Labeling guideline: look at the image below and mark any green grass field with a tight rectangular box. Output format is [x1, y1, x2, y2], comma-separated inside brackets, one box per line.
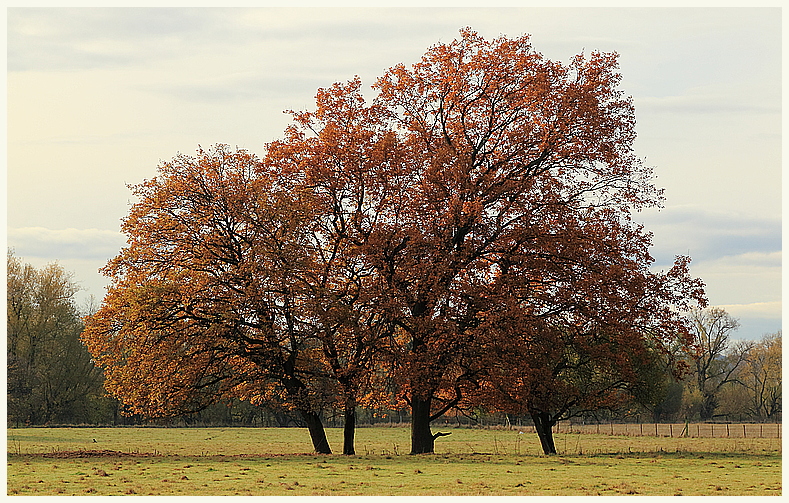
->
[6, 426, 782, 495]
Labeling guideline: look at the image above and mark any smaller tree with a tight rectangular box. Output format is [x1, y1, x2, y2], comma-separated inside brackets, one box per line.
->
[649, 379, 686, 422]
[82, 146, 337, 453]
[266, 82, 400, 454]
[741, 331, 781, 421]
[689, 307, 748, 420]
[474, 211, 705, 455]
[714, 378, 751, 420]
[7, 251, 107, 425]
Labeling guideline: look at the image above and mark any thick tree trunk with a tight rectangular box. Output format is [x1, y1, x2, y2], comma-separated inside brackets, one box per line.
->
[343, 397, 356, 455]
[299, 409, 332, 454]
[531, 411, 557, 455]
[282, 373, 331, 454]
[410, 395, 435, 454]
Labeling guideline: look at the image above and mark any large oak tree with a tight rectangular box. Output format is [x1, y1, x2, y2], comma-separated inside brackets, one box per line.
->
[349, 28, 702, 453]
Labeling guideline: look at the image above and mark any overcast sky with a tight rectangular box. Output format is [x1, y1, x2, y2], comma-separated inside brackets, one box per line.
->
[6, 6, 782, 340]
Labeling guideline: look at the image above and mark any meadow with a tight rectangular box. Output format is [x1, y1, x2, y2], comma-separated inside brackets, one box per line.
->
[7, 425, 782, 496]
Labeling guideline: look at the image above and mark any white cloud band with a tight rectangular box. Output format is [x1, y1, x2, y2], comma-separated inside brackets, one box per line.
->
[8, 227, 125, 261]
[715, 301, 782, 320]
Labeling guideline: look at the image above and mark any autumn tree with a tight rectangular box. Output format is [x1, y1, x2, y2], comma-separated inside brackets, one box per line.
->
[263, 28, 705, 454]
[265, 83, 403, 454]
[331, 28, 703, 453]
[82, 146, 344, 453]
[472, 217, 704, 453]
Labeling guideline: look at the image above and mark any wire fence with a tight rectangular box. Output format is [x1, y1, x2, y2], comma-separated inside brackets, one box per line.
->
[544, 421, 782, 439]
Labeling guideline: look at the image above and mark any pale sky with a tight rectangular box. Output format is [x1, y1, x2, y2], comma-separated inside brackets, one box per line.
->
[6, 6, 782, 340]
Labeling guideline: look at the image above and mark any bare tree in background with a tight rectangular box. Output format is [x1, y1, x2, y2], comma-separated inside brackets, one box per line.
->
[689, 307, 750, 420]
[742, 331, 782, 421]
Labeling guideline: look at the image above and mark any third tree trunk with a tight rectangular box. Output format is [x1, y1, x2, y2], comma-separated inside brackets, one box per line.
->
[300, 410, 332, 454]
[410, 395, 435, 454]
[343, 397, 356, 455]
[531, 411, 557, 455]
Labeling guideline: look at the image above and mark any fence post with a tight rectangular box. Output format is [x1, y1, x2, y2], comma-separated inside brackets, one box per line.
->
[669, 424, 673, 437]
[743, 424, 746, 438]
[655, 423, 658, 437]
[726, 423, 730, 437]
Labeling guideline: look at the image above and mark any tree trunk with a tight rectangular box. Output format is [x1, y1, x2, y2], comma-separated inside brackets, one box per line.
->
[531, 411, 557, 455]
[410, 395, 435, 454]
[299, 410, 332, 454]
[282, 374, 331, 454]
[343, 397, 356, 455]
[700, 393, 717, 421]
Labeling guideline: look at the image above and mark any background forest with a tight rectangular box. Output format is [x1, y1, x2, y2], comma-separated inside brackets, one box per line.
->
[7, 250, 781, 428]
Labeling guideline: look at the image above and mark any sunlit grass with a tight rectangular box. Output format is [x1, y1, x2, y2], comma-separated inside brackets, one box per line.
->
[7, 426, 782, 495]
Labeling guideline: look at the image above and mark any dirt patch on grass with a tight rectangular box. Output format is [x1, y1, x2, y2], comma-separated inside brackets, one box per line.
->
[38, 449, 160, 458]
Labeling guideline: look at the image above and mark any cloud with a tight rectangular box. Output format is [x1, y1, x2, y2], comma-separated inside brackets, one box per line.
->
[7, 8, 450, 74]
[8, 227, 126, 262]
[702, 251, 781, 269]
[7, 227, 127, 302]
[5, 6, 780, 341]
[7, 8, 217, 72]
[149, 72, 327, 104]
[689, 251, 780, 311]
[636, 206, 781, 266]
[715, 301, 782, 320]
[635, 92, 779, 116]
[638, 207, 781, 313]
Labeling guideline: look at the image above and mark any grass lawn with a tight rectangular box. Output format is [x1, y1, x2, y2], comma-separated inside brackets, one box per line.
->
[6, 426, 782, 496]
